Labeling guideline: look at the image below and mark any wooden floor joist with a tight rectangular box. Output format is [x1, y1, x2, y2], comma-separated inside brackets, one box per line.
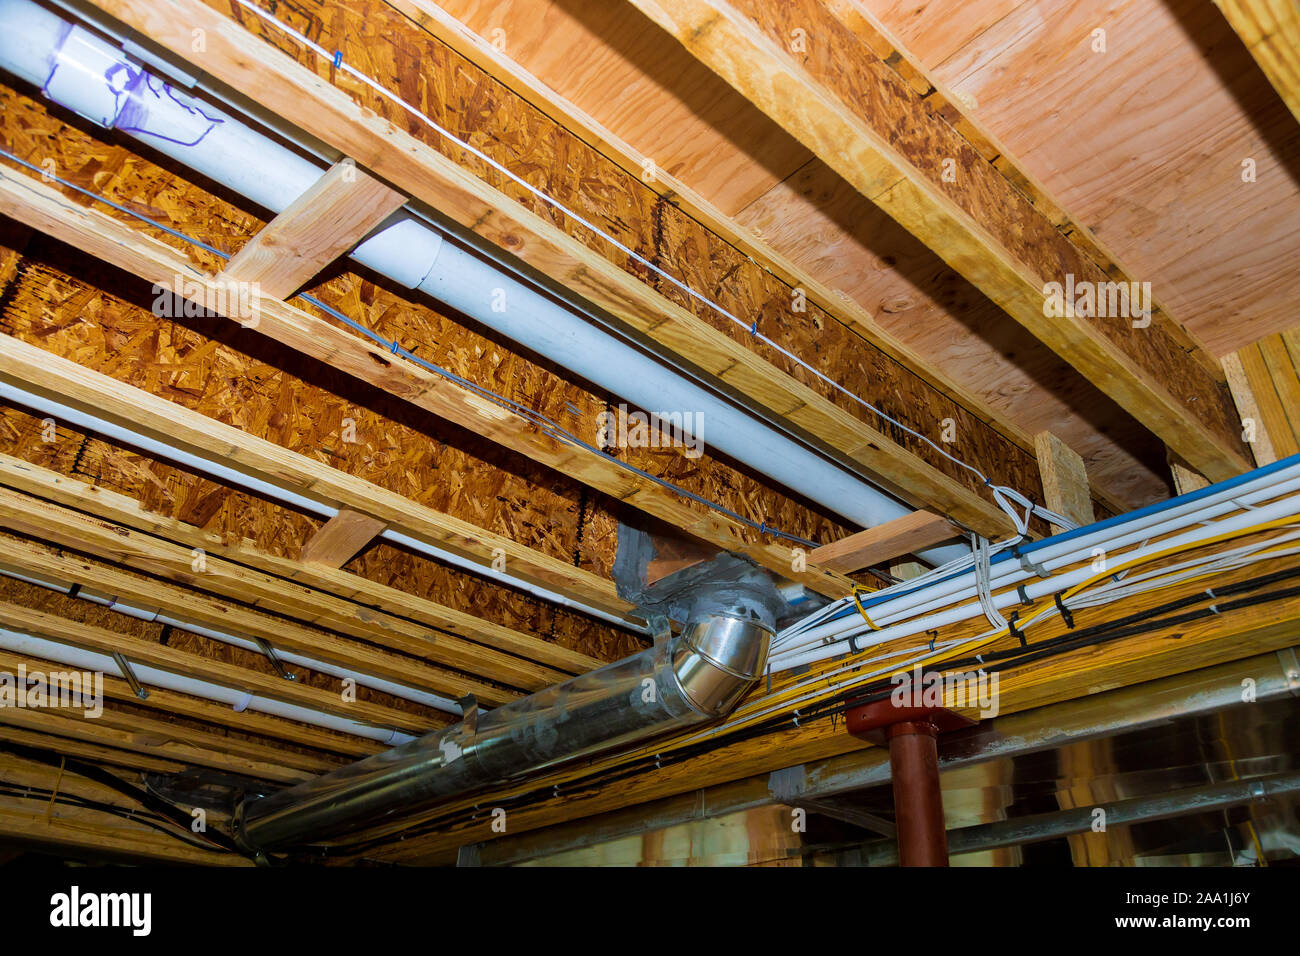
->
[383, 0, 1051, 480]
[0, 599, 429, 738]
[2, 648, 382, 760]
[0, 525, 503, 708]
[0, 165, 851, 596]
[623, 0, 1251, 484]
[219, 160, 408, 299]
[0, 452, 600, 677]
[0, 690, 311, 785]
[82, 0, 1020, 544]
[0, 482, 569, 695]
[0, 753, 251, 866]
[1214, 0, 1300, 124]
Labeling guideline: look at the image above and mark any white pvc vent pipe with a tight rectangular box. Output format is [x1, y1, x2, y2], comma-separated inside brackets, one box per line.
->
[0, 0, 967, 568]
[0, 625, 416, 745]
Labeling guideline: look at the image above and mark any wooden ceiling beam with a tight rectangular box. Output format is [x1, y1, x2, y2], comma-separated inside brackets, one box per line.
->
[623, 0, 1252, 483]
[0, 482, 565, 696]
[83, 0, 1017, 544]
[0, 526, 500, 708]
[0, 689, 310, 785]
[0, 165, 848, 597]
[383, 0, 1048, 476]
[0, 452, 599, 676]
[0, 752, 253, 866]
[13, 645, 381, 760]
[219, 159, 407, 299]
[1214, 0, 1300, 124]
[0, 598, 429, 739]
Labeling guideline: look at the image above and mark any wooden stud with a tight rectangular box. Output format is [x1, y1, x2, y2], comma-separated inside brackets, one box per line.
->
[808, 510, 959, 574]
[1033, 432, 1095, 533]
[219, 160, 407, 299]
[299, 509, 389, 568]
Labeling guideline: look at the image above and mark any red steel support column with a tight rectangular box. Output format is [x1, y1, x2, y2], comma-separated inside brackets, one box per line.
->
[886, 719, 948, 867]
[847, 698, 974, 867]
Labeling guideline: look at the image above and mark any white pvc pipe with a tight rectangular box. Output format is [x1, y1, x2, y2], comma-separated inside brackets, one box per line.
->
[0, 562, 461, 714]
[0, 0, 969, 566]
[0, 626, 415, 744]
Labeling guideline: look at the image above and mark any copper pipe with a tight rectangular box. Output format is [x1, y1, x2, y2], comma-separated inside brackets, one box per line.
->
[886, 719, 949, 867]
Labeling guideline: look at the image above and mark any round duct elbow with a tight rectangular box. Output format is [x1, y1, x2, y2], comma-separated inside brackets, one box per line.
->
[671, 611, 772, 716]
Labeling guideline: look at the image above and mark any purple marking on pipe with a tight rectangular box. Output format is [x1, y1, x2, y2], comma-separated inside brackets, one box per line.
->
[115, 72, 224, 148]
[38, 21, 75, 105]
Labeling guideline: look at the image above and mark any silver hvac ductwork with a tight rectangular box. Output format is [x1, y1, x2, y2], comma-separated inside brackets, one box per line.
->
[235, 576, 778, 851]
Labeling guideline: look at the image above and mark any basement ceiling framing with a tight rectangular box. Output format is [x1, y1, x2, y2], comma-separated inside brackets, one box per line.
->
[0, 0, 1294, 870]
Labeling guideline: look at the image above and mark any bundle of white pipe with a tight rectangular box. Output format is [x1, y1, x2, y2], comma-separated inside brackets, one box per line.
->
[0, 0, 968, 573]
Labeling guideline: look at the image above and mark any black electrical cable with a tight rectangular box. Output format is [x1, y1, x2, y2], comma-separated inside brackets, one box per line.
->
[0, 782, 230, 853]
[0, 741, 244, 855]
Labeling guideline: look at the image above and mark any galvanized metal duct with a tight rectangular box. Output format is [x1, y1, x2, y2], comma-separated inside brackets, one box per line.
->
[235, 587, 776, 851]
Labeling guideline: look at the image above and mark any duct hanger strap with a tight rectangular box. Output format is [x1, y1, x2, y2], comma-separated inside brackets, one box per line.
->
[111, 652, 149, 700]
[253, 639, 297, 682]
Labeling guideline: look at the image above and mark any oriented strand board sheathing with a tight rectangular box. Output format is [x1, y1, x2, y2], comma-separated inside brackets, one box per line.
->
[210, 0, 1048, 510]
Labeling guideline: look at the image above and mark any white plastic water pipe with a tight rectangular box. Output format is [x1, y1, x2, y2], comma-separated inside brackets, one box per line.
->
[0, 0, 968, 566]
[0, 626, 416, 744]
